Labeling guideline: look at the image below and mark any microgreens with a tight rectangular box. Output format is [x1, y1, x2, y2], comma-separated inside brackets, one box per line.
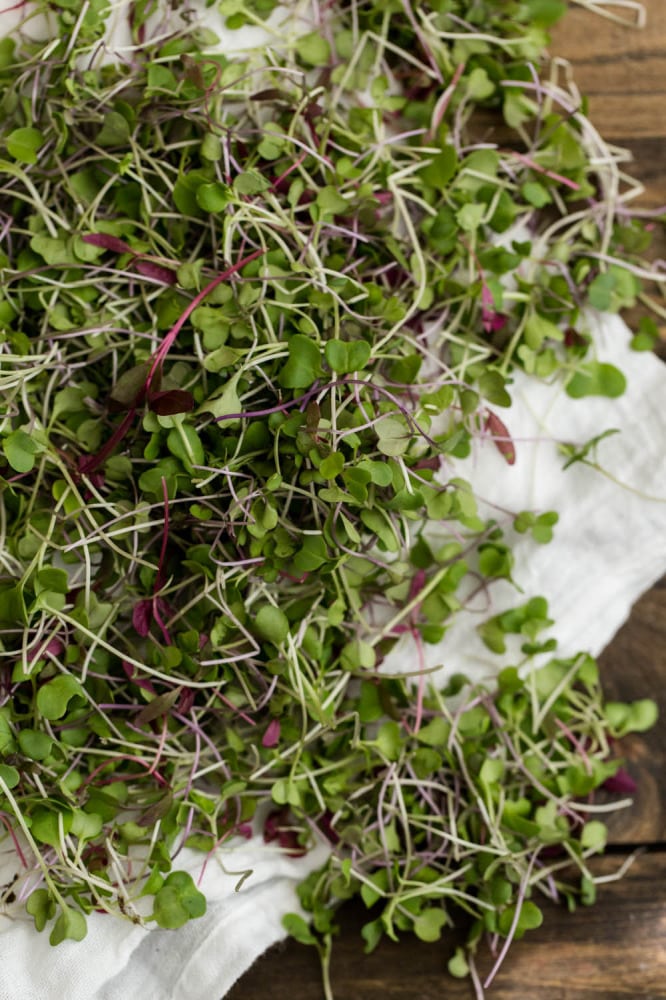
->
[0, 0, 662, 995]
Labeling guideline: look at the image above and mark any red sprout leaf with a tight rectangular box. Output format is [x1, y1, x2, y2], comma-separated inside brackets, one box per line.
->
[261, 718, 281, 748]
[122, 660, 156, 696]
[81, 234, 176, 284]
[318, 811, 340, 846]
[602, 767, 637, 795]
[485, 410, 516, 465]
[482, 310, 508, 334]
[263, 808, 307, 857]
[177, 688, 196, 715]
[132, 599, 153, 638]
[134, 259, 177, 285]
[481, 282, 508, 333]
[27, 636, 65, 663]
[81, 232, 133, 254]
[148, 389, 195, 415]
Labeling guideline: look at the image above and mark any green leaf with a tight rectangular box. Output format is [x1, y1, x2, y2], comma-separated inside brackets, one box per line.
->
[478, 371, 511, 407]
[467, 67, 494, 100]
[374, 720, 402, 761]
[376, 415, 409, 457]
[580, 820, 607, 852]
[295, 31, 331, 66]
[36, 567, 69, 594]
[314, 186, 348, 219]
[30, 234, 72, 266]
[325, 339, 371, 374]
[26, 889, 56, 932]
[233, 169, 269, 196]
[292, 534, 328, 573]
[49, 907, 87, 946]
[413, 908, 447, 943]
[31, 806, 73, 847]
[203, 346, 242, 373]
[361, 918, 384, 953]
[18, 729, 53, 760]
[0, 763, 19, 789]
[526, 0, 567, 26]
[448, 947, 470, 978]
[340, 639, 376, 671]
[3, 429, 42, 473]
[478, 543, 513, 579]
[278, 335, 323, 388]
[282, 912, 317, 946]
[566, 362, 627, 399]
[6, 126, 43, 164]
[36, 675, 85, 721]
[498, 900, 543, 939]
[196, 182, 231, 212]
[524, 312, 563, 350]
[166, 424, 205, 470]
[456, 202, 485, 232]
[420, 147, 457, 189]
[152, 871, 207, 929]
[521, 180, 552, 207]
[199, 374, 242, 420]
[254, 604, 290, 645]
[96, 111, 130, 147]
[320, 452, 345, 479]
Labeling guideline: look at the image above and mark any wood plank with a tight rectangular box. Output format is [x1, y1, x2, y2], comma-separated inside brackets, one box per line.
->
[227, 853, 666, 1000]
[549, 0, 666, 142]
[601, 578, 666, 846]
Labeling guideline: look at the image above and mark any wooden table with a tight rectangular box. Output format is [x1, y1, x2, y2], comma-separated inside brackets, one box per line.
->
[228, 5, 666, 997]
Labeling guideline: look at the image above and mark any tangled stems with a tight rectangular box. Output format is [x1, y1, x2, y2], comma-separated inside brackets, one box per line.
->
[0, 0, 661, 984]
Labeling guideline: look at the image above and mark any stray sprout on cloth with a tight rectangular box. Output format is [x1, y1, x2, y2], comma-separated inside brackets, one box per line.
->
[0, 1, 664, 998]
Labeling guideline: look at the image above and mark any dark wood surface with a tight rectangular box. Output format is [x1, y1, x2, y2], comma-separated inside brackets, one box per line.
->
[228, 5, 666, 997]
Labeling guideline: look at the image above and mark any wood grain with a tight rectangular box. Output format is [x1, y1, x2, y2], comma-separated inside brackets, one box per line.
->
[549, 3, 666, 146]
[228, 855, 666, 1000]
[228, 5, 666, 997]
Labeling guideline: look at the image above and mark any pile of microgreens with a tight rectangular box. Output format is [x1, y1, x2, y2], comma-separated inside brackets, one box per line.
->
[0, 0, 662, 993]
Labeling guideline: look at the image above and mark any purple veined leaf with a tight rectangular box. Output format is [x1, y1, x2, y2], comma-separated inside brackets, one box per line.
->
[28, 636, 65, 662]
[482, 309, 508, 334]
[263, 807, 307, 856]
[602, 768, 637, 795]
[132, 598, 153, 637]
[318, 811, 340, 845]
[177, 688, 195, 715]
[485, 410, 516, 465]
[261, 718, 281, 748]
[134, 259, 177, 285]
[236, 823, 253, 840]
[480, 281, 508, 333]
[122, 660, 156, 696]
[81, 234, 176, 284]
[148, 389, 195, 415]
[81, 232, 133, 254]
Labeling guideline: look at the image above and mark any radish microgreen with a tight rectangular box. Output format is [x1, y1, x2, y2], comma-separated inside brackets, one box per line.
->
[0, 0, 662, 994]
